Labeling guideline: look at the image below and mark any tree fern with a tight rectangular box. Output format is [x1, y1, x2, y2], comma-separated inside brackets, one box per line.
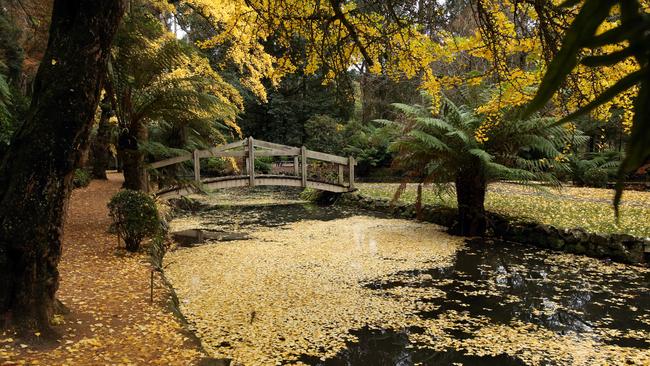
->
[379, 94, 587, 235]
[109, 3, 243, 188]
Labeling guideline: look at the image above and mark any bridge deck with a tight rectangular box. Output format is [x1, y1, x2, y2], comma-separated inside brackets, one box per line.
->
[156, 175, 351, 199]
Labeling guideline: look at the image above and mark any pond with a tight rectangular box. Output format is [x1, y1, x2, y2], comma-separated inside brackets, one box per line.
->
[165, 188, 650, 366]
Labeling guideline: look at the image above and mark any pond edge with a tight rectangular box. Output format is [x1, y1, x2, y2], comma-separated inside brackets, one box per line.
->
[338, 192, 649, 266]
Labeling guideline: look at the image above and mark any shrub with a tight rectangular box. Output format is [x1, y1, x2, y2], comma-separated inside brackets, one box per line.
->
[108, 189, 160, 252]
[568, 151, 620, 186]
[254, 157, 272, 174]
[583, 167, 608, 188]
[72, 169, 91, 189]
[201, 157, 228, 176]
[304, 114, 344, 154]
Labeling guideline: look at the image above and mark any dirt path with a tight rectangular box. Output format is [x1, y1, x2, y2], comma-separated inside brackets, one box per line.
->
[1, 173, 204, 365]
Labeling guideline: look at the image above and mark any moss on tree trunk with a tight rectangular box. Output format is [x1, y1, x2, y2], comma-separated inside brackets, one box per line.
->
[0, 0, 125, 335]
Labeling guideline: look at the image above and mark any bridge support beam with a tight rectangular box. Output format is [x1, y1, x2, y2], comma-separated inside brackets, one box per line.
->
[301, 146, 307, 187]
[248, 137, 255, 187]
[193, 149, 201, 182]
[348, 156, 355, 190]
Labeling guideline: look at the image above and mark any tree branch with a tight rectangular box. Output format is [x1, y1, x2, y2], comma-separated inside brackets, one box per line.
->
[328, 0, 374, 67]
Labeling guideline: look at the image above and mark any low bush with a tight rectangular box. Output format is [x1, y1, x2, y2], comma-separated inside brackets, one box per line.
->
[108, 189, 160, 252]
[255, 157, 272, 174]
[201, 157, 228, 176]
[72, 168, 91, 189]
[583, 167, 608, 188]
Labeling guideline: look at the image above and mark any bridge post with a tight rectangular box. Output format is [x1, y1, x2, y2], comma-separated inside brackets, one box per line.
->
[301, 146, 307, 187]
[248, 137, 255, 187]
[338, 164, 344, 185]
[348, 156, 355, 190]
[294, 156, 299, 176]
[193, 149, 201, 182]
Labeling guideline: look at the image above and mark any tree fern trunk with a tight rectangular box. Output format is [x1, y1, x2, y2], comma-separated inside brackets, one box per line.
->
[91, 96, 113, 179]
[120, 120, 147, 191]
[455, 157, 487, 236]
[0, 0, 125, 335]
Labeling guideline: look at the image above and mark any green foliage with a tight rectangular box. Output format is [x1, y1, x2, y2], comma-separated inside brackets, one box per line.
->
[0, 73, 12, 147]
[201, 157, 229, 176]
[0, 12, 24, 84]
[108, 190, 160, 252]
[237, 37, 354, 146]
[583, 167, 609, 188]
[384, 96, 584, 187]
[304, 115, 345, 154]
[72, 169, 91, 189]
[341, 119, 394, 176]
[254, 157, 272, 174]
[110, 3, 242, 185]
[524, 0, 650, 212]
[0, 12, 25, 154]
[299, 188, 319, 201]
[568, 150, 621, 187]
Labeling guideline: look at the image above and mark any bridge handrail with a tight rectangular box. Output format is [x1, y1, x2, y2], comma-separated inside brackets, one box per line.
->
[149, 154, 193, 169]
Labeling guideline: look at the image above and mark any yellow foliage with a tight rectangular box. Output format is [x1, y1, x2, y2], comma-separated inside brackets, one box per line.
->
[164, 0, 639, 134]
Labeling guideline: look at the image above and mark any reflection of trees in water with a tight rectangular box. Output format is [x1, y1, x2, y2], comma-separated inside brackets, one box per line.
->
[188, 202, 386, 234]
[305, 327, 525, 366]
[489, 249, 595, 333]
[366, 240, 649, 335]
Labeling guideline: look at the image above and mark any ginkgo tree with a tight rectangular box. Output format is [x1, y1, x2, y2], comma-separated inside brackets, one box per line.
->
[165, 0, 644, 151]
[165, 0, 449, 100]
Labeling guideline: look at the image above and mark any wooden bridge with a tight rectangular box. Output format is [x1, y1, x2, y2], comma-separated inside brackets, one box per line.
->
[149, 137, 356, 199]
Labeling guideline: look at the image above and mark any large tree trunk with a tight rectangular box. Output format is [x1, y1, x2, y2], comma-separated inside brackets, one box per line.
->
[454, 157, 487, 237]
[91, 95, 114, 179]
[119, 120, 148, 191]
[0, 0, 125, 334]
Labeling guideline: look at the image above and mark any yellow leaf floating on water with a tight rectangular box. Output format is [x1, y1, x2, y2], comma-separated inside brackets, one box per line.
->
[166, 211, 650, 366]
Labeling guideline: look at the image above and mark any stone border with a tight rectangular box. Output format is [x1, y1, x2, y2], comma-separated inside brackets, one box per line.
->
[339, 193, 649, 266]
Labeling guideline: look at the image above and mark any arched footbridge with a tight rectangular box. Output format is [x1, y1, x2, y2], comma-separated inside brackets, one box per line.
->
[149, 137, 356, 199]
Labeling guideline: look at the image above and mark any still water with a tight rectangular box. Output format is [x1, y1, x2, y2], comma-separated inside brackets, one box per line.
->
[168, 188, 650, 366]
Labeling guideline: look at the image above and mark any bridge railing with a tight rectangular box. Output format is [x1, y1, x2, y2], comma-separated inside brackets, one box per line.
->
[147, 137, 355, 193]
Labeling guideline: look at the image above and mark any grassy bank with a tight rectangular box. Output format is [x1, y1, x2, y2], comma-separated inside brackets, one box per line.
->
[357, 183, 650, 237]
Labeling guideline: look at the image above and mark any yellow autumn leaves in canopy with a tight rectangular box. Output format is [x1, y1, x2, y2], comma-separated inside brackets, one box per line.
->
[150, 0, 641, 139]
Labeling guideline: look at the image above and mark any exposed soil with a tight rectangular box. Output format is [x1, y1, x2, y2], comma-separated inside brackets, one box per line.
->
[0, 173, 205, 365]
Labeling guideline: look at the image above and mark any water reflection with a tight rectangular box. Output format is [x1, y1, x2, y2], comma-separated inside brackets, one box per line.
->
[298, 327, 525, 366]
[172, 229, 249, 246]
[365, 239, 650, 340]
